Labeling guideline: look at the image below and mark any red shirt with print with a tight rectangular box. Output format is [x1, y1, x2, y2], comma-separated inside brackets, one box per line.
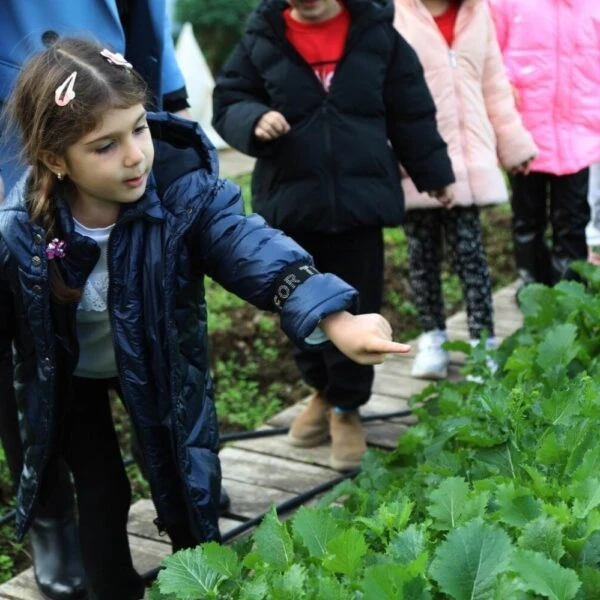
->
[283, 5, 350, 92]
[434, 1, 460, 47]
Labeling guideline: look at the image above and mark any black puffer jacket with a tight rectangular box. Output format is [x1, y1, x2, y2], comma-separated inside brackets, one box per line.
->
[213, 0, 454, 234]
[0, 112, 357, 542]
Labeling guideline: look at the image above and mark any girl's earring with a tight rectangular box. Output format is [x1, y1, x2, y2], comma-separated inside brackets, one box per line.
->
[57, 173, 64, 181]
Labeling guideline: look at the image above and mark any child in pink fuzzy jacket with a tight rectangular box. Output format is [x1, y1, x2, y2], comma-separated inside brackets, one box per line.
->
[394, 0, 536, 379]
[489, 0, 600, 287]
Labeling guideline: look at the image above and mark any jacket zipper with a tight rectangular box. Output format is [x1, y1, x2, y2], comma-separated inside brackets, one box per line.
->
[269, 18, 369, 231]
[321, 103, 339, 231]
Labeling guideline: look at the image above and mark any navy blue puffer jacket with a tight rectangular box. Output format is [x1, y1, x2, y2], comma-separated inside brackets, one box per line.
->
[0, 112, 357, 541]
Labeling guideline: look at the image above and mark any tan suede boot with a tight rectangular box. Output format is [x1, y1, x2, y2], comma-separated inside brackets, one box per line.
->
[287, 392, 330, 447]
[329, 410, 367, 471]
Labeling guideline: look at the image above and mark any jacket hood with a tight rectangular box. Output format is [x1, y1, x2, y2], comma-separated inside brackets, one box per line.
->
[248, 0, 394, 38]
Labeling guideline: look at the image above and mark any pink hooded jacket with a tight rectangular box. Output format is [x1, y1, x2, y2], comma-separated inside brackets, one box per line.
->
[489, 0, 600, 176]
[394, 0, 537, 210]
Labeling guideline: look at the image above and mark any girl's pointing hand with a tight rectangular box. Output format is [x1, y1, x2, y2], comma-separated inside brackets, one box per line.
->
[321, 311, 411, 365]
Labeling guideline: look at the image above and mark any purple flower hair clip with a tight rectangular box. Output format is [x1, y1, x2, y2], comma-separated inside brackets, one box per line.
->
[46, 238, 67, 260]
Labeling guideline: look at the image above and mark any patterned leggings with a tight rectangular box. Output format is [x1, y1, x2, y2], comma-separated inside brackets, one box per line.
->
[403, 206, 494, 339]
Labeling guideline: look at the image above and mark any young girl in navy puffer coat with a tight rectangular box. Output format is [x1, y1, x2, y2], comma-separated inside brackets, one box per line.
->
[0, 38, 409, 600]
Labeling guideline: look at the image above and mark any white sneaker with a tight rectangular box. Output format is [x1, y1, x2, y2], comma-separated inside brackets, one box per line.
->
[411, 329, 450, 379]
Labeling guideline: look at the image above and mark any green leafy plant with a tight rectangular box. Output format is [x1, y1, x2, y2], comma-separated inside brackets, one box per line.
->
[151, 264, 600, 599]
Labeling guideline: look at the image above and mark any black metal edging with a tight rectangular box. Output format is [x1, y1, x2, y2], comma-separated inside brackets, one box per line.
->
[141, 468, 360, 585]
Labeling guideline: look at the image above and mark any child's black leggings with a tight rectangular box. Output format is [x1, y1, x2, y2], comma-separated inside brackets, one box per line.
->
[286, 228, 384, 410]
[510, 169, 590, 285]
[403, 205, 494, 340]
[49, 377, 146, 600]
[39, 377, 196, 600]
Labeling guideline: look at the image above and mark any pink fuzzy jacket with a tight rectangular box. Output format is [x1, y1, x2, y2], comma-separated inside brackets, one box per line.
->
[394, 0, 537, 210]
[489, 0, 600, 176]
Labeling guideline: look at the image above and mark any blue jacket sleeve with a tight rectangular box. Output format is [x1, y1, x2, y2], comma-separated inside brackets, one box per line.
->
[186, 178, 358, 346]
[160, 10, 186, 95]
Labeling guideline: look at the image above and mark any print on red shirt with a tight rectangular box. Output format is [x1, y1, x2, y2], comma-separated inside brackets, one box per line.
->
[283, 5, 351, 92]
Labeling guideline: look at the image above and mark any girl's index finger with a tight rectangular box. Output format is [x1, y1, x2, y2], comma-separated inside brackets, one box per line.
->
[369, 340, 411, 355]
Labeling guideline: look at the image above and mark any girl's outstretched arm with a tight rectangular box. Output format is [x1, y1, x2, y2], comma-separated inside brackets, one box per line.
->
[321, 311, 411, 365]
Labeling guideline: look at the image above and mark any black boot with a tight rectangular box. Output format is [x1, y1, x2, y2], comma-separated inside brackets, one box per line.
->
[29, 513, 87, 600]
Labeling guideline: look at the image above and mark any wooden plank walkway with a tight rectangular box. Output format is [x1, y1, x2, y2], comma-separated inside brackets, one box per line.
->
[0, 281, 523, 598]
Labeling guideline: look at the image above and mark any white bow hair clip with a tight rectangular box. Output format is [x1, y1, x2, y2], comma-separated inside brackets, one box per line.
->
[54, 71, 77, 107]
[100, 49, 132, 69]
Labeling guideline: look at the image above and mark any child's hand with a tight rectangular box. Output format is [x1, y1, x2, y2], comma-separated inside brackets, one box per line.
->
[320, 311, 411, 365]
[427, 186, 454, 209]
[254, 111, 291, 141]
[510, 156, 535, 176]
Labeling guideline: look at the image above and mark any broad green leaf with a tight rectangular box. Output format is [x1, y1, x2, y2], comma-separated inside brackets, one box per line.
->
[148, 584, 177, 600]
[475, 444, 519, 479]
[523, 466, 555, 499]
[388, 524, 426, 564]
[292, 507, 340, 558]
[253, 506, 293, 569]
[517, 516, 565, 562]
[540, 387, 579, 427]
[581, 530, 600, 567]
[511, 549, 580, 600]
[314, 576, 354, 600]
[158, 548, 223, 599]
[572, 446, 600, 481]
[491, 575, 529, 600]
[403, 577, 432, 600]
[202, 542, 241, 579]
[361, 564, 406, 600]
[429, 518, 513, 600]
[505, 345, 536, 376]
[268, 564, 306, 599]
[571, 478, 600, 519]
[239, 576, 268, 600]
[536, 324, 578, 372]
[323, 528, 367, 577]
[536, 431, 566, 468]
[427, 477, 469, 529]
[495, 484, 542, 528]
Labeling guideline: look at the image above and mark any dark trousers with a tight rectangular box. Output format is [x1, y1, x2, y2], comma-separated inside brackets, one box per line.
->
[287, 228, 384, 410]
[403, 206, 494, 339]
[39, 378, 196, 600]
[48, 377, 145, 600]
[510, 169, 590, 285]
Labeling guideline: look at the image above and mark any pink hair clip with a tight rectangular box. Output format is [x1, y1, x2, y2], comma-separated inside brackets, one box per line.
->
[100, 49, 132, 70]
[55, 71, 77, 107]
[46, 238, 67, 260]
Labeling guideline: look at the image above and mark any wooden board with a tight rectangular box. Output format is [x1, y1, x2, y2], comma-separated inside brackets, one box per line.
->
[221, 478, 296, 519]
[220, 447, 337, 493]
[127, 499, 245, 542]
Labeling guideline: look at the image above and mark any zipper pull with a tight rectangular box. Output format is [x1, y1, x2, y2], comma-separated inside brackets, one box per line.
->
[449, 49, 457, 68]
